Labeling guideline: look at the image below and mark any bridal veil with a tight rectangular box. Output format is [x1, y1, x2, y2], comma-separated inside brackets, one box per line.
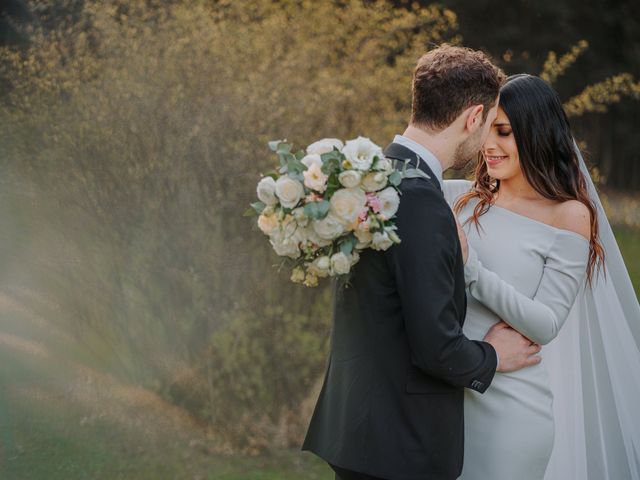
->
[543, 143, 640, 479]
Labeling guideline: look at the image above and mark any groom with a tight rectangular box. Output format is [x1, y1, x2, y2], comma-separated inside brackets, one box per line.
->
[303, 45, 541, 480]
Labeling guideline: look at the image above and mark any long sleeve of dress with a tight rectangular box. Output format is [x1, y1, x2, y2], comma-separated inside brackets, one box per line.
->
[464, 229, 589, 345]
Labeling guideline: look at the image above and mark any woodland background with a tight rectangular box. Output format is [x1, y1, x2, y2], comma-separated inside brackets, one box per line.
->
[0, 1, 638, 478]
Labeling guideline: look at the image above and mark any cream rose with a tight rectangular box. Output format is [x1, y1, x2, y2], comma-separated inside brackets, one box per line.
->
[306, 138, 344, 155]
[290, 267, 306, 284]
[338, 170, 362, 188]
[330, 187, 367, 225]
[303, 162, 328, 193]
[377, 187, 400, 219]
[312, 212, 345, 240]
[303, 272, 319, 287]
[308, 256, 331, 278]
[257, 177, 278, 205]
[361, 172, 388, 192]
[275, 176, 304, 209]
[342, 136, 383, 171]
[330, 252, 351, 275]
[371, 231, 393, 251]
[354, 228, 372, 248]
[257, 213, 279, 235]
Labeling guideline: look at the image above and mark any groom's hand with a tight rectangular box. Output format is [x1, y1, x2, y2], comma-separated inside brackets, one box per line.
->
[484, 321, 541, 373]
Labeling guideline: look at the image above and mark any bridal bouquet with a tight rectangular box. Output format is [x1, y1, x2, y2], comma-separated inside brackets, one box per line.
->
[246, 137, 405, 287]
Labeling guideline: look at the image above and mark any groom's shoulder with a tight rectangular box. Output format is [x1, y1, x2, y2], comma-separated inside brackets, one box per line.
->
[396, 178, 454, 231]
[398, 177, 447, 208]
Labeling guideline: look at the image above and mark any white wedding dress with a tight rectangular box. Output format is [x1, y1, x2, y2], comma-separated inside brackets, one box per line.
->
[443, 179, 590, 480]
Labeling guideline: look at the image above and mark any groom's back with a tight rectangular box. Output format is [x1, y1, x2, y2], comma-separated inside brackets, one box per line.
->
[303, 176, 469, 479]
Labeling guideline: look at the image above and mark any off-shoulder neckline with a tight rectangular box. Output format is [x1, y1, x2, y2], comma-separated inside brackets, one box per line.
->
[490, 204, 590, 244]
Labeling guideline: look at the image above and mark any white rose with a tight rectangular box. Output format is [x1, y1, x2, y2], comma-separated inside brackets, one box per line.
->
[376, 157, 394, 174]
[377, 187, 400, 219]
[342, 136, 383, 171]
[270, 231, 301, 258]
[257, 177, 278, 205]
[257, 213, 279, 235]
[308, 256, 331, 278]
[361, 172, 388, 192]
[329, 187, 367, 225]
[306, 138, 344, 155]
[338, 170, 362, 188]
[302, 224, 332, 247]
[312, 212, 345, 240]
[275, 176, 304, 209]
[371, 231, 394, 251]
[303, 162, 329, 193]
[330, 253, 351, 275]
[349, 250, 360, 266]
[301, 153, 323, 169]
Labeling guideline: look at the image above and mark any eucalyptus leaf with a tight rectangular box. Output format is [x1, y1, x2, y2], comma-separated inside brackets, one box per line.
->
[295, 150, 306, 161]
[339, 235, 356, 255]
[389, 171, 402, 186]
[304, 200, 330, 220]
[404, 168, 431, 180]
[250, 201, 266, 214]
[243, 207, 258, 217]
[277, 143, 292, 155]
[268, 140, 284, 151]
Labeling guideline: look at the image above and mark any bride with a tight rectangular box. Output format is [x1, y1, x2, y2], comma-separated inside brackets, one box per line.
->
[443, 74, 640, 479]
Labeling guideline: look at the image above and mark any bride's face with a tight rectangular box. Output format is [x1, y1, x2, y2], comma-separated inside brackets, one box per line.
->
[482, 107, 521, 180]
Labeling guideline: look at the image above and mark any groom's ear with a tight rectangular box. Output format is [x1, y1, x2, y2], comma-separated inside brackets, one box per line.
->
[464, 105, 485, 133]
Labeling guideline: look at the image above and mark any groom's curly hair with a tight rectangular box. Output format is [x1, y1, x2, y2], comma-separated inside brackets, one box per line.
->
[411, 45, 505, 131]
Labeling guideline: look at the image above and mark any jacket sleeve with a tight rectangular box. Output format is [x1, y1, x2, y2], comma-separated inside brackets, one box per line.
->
[386, 181, 497, 393]
[464, 231, 589, 345]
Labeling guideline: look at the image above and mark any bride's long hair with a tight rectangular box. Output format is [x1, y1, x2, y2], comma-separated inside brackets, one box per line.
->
[454, 74, 605, 283]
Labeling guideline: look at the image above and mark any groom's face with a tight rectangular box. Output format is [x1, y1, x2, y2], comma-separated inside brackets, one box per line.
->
[451, 101, 499, 170]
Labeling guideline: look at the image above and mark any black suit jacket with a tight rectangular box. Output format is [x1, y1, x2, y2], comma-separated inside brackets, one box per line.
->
[302, 143, 498, 480]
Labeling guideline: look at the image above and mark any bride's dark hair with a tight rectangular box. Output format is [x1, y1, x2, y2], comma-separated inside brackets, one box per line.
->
[454, 74, 604, 283]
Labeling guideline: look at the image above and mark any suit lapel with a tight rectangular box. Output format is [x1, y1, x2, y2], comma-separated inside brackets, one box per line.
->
[383, 142, 441, 191]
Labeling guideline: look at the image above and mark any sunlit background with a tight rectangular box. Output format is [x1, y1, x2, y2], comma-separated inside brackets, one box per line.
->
[0, 1, 638, 478]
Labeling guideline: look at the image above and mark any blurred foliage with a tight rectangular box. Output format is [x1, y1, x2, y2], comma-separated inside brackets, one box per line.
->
[0, 0, 460, 451]
[433, 0, 640, 190]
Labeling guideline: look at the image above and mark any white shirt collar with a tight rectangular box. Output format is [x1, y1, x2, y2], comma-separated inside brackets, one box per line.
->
[392, 134, 443, 187]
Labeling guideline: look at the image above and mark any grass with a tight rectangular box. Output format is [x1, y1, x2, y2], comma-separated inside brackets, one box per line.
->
[0, 228, 637, 480]
[0, 290, 332, 480]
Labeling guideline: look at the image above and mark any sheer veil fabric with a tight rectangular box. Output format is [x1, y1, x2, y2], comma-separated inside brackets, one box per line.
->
[543, 143, 640, 479]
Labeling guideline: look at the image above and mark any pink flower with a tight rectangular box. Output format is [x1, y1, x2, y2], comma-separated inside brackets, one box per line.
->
[366, 194, 381, 213]
[358, 208, 369, 222]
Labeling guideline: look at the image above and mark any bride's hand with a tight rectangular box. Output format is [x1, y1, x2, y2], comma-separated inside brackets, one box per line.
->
[455, 217, 468, 264]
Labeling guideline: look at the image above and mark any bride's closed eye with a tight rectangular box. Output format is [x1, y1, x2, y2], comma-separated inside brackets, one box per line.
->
[497, 128, 512, 137]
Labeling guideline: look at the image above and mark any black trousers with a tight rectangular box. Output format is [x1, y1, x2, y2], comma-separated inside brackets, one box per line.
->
[330, 464, 388, 480]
